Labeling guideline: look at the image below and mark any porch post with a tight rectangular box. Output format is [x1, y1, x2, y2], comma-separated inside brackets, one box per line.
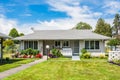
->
[0, 38, 3, 63]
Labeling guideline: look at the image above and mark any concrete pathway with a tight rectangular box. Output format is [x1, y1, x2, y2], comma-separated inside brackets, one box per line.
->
[0, 56, 47, 80]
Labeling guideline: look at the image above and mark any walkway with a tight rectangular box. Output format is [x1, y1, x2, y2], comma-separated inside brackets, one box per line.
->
[0, 56, 47, 80]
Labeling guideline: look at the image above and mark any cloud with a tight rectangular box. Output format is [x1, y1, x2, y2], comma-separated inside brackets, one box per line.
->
[0, 14, 19, 34]
[20, 13, 32, 17]
[30, 0, 103, 29]
[103, 0, 120, 14]
[0, 0, 117, 35]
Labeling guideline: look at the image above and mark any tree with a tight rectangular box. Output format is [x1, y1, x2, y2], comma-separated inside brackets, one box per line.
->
[94, 18, 112, 37]
[9, 28, 19, 38]
[73, 22, 92, 30]
[107, 39, 120, 50]
[3, 39, 14, 47]
[19, 33, 24, 36]
[112, 13, 120, 35]
[3, 39, 15, 53]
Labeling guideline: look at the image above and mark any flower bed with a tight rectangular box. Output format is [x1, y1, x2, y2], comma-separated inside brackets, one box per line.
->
[15, 48, 43, 58]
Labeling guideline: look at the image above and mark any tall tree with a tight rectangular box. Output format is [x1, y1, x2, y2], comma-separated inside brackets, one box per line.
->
[94, 18, 112, 37]
[112, 13, 120, 35]
[73, 22, 92, 30]
[9, 28, 19, 38]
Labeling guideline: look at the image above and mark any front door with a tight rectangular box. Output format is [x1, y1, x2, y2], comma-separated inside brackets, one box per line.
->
[73, 40, 79, 56]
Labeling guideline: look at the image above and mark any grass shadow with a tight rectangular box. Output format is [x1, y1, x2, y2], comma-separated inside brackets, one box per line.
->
[0, 58, 25, 65]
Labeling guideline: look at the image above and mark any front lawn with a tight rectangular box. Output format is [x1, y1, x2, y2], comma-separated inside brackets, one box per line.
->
[3, 58, 120, 80]
[0, 58, 38, 72]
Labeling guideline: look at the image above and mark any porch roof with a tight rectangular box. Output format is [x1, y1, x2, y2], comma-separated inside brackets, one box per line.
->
[14, 30, 110, 40]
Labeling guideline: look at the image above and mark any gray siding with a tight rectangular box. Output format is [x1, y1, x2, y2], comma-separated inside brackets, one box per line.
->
[79, 40, 106, 56]
[20, 40, 106, 56]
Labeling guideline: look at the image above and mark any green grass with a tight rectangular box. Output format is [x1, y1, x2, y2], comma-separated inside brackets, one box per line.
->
[3, 58, 120, 80]
[0, 58, 39, 72]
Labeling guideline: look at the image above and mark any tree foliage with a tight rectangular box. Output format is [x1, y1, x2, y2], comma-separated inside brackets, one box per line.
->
[112, 13, 120, 35]
[9, 28, 19, 38]
[73, 22, 92, 30]
[19, 33, 24, 36]
[3, 39, 14, 47]
[107, 39, 120, 46]
[94, 18, 112, 37]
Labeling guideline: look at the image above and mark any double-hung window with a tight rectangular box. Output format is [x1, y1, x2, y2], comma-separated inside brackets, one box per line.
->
[62, 41, 70, 47]
[85, 41, 99, 50]
[24, 41, 38, 49]
[55, 41, 61, 48]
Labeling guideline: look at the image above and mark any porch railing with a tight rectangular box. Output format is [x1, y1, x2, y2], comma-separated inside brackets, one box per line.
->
[61, 48, 72, 56]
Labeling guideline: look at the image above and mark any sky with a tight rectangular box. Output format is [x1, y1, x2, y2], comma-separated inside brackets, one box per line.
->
[0, 0, 120, 34]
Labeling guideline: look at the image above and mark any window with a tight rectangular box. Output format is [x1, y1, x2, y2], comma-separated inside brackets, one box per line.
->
[85, 41, 99, 49]
[29, 41, 33, 48]
[34, 41, 38, 49]
[85, 41, 89, 49]
[24, 41, 38, 49]
[62, 41, 70, 47]
[95, 41, 99, 49]
[90, 41, 94, 49]
[55, 41, 60, 48]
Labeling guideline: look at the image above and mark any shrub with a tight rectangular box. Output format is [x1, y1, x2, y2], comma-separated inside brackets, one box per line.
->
[82, 52, 91, 59]
[81, 48, 87, 54]
[33, 50, 40, 55]
[20, 49, 40, 56]
[35, 53, 43, 58]
[6, 57, 10, 62]
[51, 48, 63, 58]
[48, 53, 54, 58]
[99, 54, 106, 59]
[112, 59, 120, 64]
[105, 53, 108, 57]
[23, 55, 28, 58]
[26, 48, 33, 55]
[20, 50, 25, 54]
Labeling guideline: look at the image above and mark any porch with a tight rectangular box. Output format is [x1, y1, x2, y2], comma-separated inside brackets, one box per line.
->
[43, 40, 80, 57]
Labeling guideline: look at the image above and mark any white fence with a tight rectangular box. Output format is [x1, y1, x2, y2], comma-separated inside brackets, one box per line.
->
[108, 51, 120, 61]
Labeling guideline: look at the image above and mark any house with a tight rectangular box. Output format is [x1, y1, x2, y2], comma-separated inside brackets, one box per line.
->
[15, 30, 110, 58]
[0, 32, 11, 61]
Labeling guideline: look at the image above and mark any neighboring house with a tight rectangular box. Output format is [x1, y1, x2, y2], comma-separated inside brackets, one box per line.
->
[15, 30, 110, 57]
[0, 33, 10, 60]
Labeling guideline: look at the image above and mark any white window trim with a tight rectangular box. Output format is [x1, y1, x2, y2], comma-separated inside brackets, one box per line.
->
[54, 40, 70, 48]
[84, 40, 100, 50]
[54, 40, 61, 48]
[24, 40, 38, 49]
[62, 40, 70, 48]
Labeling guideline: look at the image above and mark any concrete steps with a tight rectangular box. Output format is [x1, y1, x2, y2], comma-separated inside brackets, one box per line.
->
[72, 56, 80, 60]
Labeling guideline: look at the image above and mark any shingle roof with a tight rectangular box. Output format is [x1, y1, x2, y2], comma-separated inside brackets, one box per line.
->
[0, 32, 11, 39]
[14, 30, 110, 40]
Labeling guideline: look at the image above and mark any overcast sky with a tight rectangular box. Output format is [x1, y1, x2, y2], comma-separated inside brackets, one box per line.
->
[0, 0, 120, 34]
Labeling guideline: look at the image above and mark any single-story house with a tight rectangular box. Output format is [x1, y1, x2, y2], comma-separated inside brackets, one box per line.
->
[0, 32, 11, 61]
[15, 30, 110, 57]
